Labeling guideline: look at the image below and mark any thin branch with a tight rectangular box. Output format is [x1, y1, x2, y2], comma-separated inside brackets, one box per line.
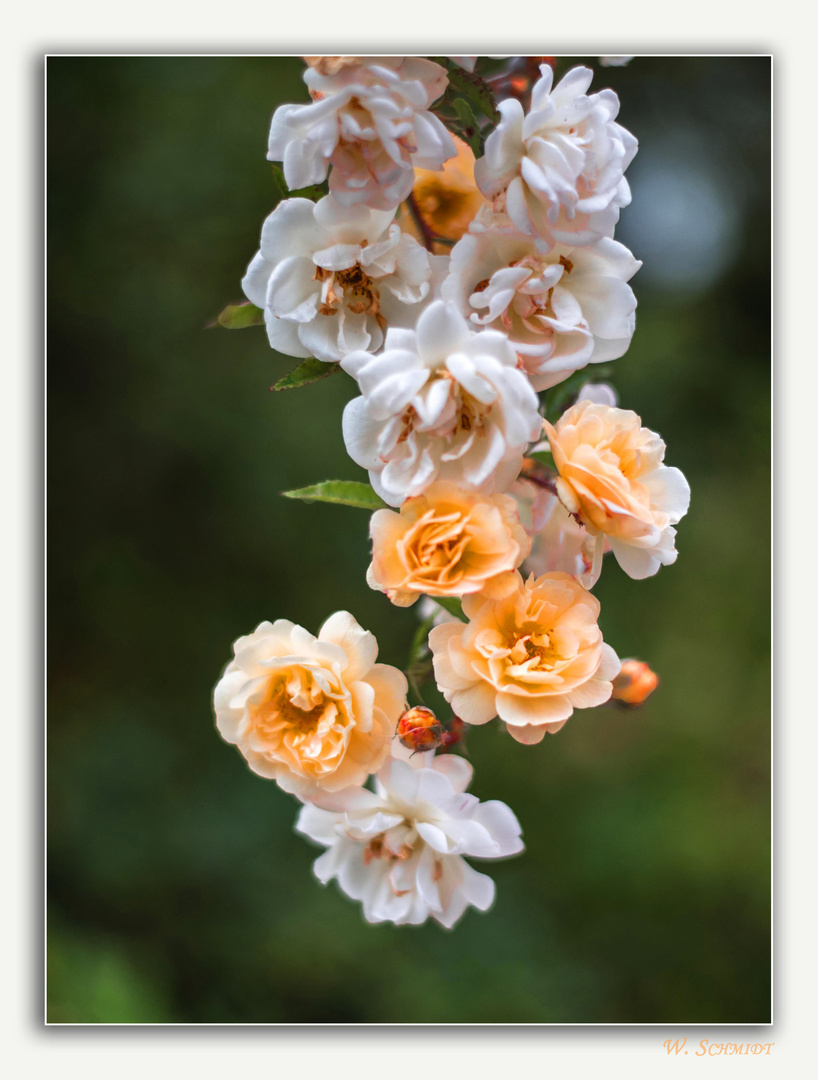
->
[406, 192, 437, 253]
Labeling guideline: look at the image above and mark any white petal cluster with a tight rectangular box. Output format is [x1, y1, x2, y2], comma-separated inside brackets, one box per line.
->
[297, 744, 523, 927]
[516, 487, 603, 588]
[268, 57, 455, 211]
[341, 300, 542, 506]
[443, 208, 640, 390]
[242, 196, 436, 362]
[474, 65, 637, 247]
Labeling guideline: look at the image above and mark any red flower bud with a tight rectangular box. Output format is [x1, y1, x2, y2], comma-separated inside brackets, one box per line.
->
[440, 716, 468, 751]
[397, 706, 443, 754]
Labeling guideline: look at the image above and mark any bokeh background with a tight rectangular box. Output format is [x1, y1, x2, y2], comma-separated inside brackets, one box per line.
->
[47, 55, 771, 1023]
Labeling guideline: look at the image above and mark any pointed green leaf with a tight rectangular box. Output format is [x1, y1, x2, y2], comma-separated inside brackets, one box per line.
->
[270, 164, 290, 205]
[272, 358, 340, 391]
[527, 448, 556, 471]
[544, 366, 616, 422]
[210, 301, 265, 330]
[433, 596, 467, 622]
[451, 96, 485, 155]
[444, 65, 500, 124]
[282, 481, 388, 511]
[270, 164, 328, 204]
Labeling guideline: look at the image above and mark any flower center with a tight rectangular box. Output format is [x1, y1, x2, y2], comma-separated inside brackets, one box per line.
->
[252, 678, 327, 741]
[314, 264, 386, 328]
[508, 629, 556, 667]
[362, 829, 415, 866]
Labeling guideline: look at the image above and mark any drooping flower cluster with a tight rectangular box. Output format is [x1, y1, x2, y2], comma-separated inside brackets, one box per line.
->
[215, 55, 691, 930]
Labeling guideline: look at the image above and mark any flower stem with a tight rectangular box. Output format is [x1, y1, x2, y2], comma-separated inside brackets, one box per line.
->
[406, 192, 437, 253]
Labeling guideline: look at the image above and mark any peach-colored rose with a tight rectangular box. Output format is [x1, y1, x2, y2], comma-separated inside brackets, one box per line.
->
[543, 400, 691, 580]
[429, 571, 620, 744]
[367, 482, 531, 607]
[213, 612, 407, 799]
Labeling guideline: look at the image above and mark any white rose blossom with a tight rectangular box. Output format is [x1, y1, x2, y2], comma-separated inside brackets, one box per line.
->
[517, 487, 603, 588]
[242, 195, 441, 362]
[474, 65, 637, 247]
[442, 209, 641, 390]
[341, 300, 542, 507]
[268, 57, 455, 211]
[297, 743, 524, 928]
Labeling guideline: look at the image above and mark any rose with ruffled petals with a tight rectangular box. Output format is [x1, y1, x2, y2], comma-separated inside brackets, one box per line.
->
[213, 613, 407, 799]
[474, 65, 637, 247]
[367, 482, 530, 607]
[341, 300, 542, 507]
[544, 399, 691, 579]
[242, 195, 439, 362]
[429, 571, 620, 744]
[296, 742, 523, 927]
[442, 209, 640, 390]
[268, 57, 455, 211]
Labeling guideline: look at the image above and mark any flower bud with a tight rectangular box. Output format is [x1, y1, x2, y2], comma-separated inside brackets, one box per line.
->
[440, 716, 468, 752]
[611, 659, 659, 706]
[397, 706, 443, 754]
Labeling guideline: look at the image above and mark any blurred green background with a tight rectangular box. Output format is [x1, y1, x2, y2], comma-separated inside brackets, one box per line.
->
[47, 56, 771, 1023]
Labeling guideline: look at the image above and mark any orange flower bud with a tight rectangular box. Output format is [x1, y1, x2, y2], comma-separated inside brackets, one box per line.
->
[611, 659, 659, 706]
[397, 706, 443, 754]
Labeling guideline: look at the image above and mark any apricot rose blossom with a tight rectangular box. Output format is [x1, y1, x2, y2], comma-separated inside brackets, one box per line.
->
[543, 399, 691, 579]
[213, 613, 407, 799]
[296, 743, 523, 927]
[341, 300, 542, 507]
[268, 57, 455, 211]
[242, 195, 437, 362]
[429, 571, 620, 744]
[474, 65, 637, 247]
[367, 482, 530, 607]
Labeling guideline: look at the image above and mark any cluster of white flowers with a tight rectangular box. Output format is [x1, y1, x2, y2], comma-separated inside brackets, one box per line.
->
[216, 55, 691, 931]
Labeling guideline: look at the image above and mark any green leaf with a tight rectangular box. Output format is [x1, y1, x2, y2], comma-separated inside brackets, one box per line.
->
[451, 96, 484, 156]
[527, 448, 556, 471]
[544, 366, 616, 423]
[270, 164, 289, 205]
[209, 301, 265, 330]
[433, 596, 467, 622]
[272, 358, 340, 391]
[444, 63, 500, 124]
[282, 481, 388, 511]
[270, 164, 328, 205]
